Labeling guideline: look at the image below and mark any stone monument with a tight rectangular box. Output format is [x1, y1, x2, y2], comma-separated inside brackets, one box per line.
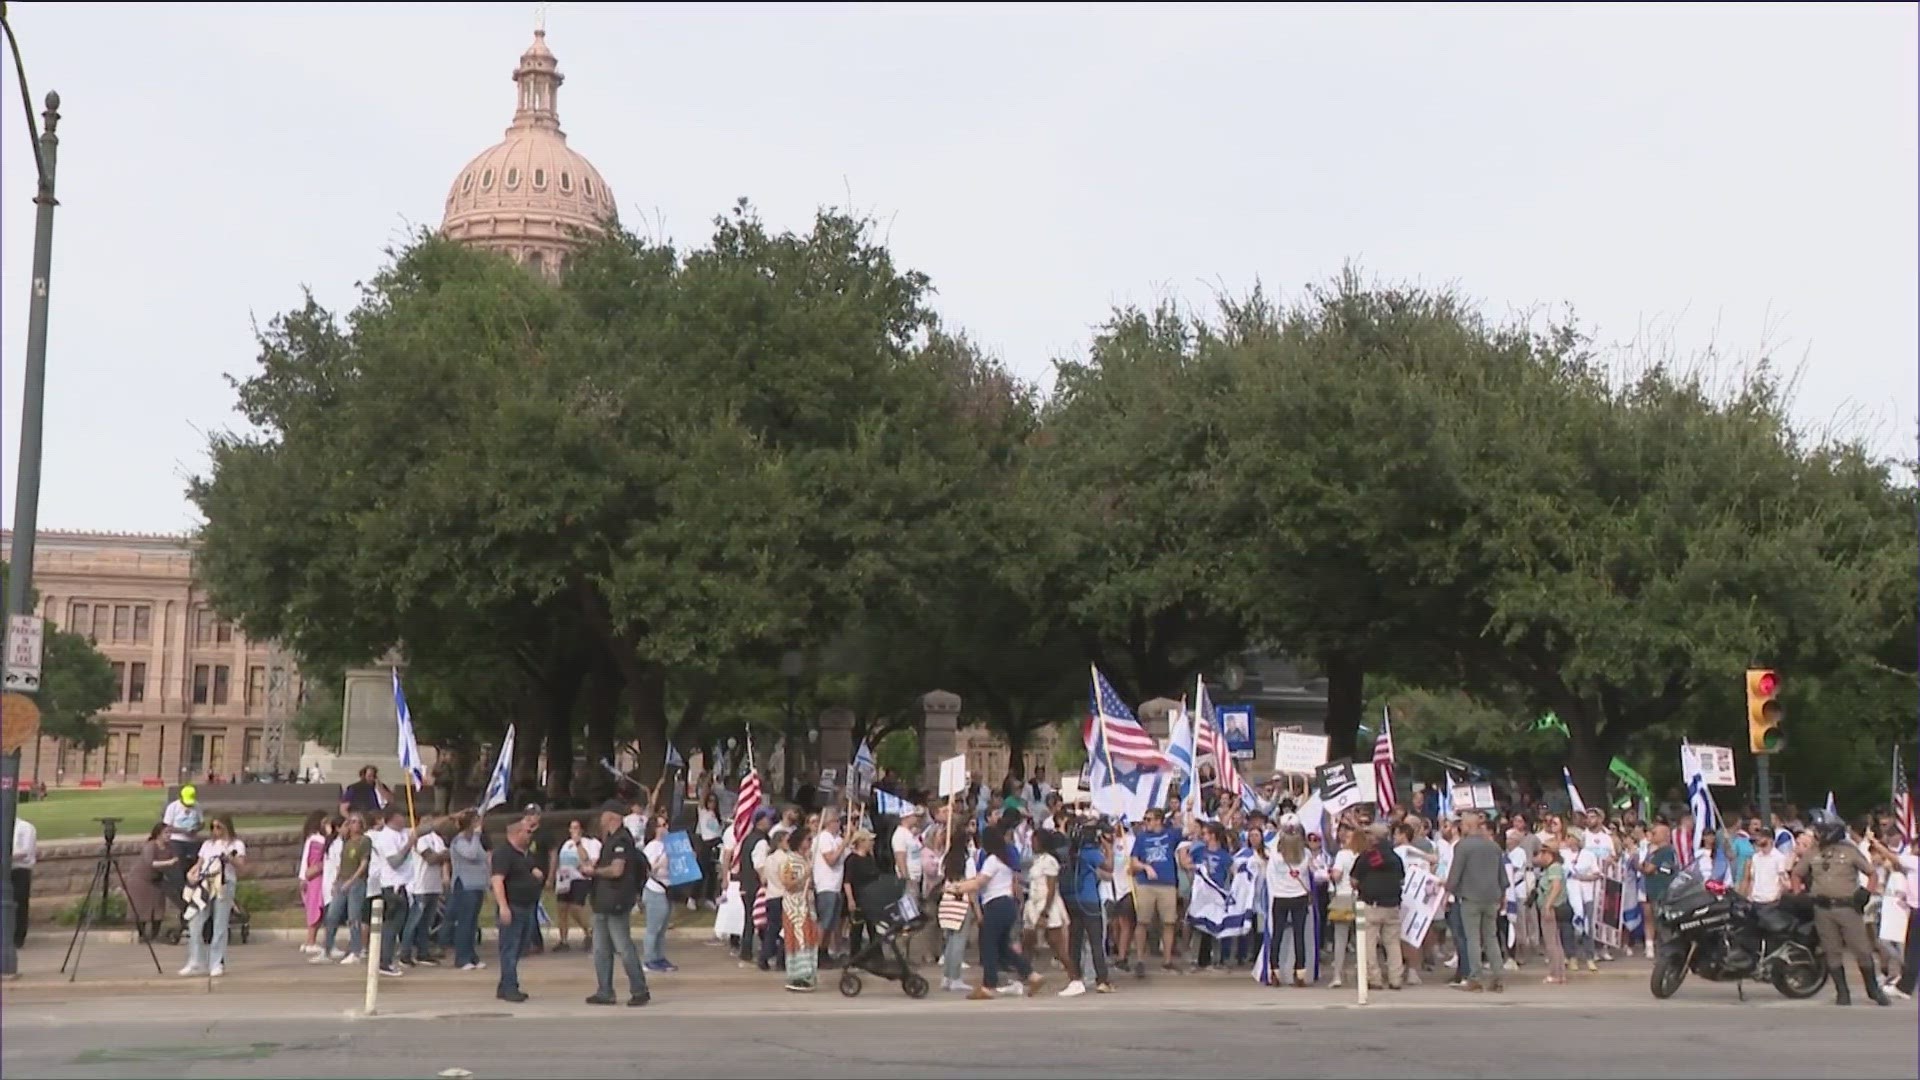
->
[331, 654, 404, 786]
[919, 690, 961, 788]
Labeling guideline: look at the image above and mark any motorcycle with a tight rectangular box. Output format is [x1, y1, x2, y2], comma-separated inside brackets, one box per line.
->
[1650, 864, 1827, 1000]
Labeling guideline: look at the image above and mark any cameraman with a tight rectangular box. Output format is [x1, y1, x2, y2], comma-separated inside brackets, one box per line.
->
[1063, 818, 1115, 995]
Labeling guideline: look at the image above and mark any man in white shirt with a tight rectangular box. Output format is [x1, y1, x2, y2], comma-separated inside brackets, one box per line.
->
[366, 809, 413, 977]
[11, 815, 36, 950]
[1744, 830, 1790, 904]
[161, 785, 203, 912]
[812, 809, 849, 959]
[401, 816, 448, 966]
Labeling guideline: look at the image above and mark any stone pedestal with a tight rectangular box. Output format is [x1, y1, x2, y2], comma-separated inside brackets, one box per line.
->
[919, 690, 961, 789]
[1138, 697, 1182, 744]
[818, 706, 855, 785]
[331, 662, 402, 786]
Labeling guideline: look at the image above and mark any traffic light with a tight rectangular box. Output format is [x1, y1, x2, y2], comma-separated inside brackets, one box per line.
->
[1746, 668, 1783, 754]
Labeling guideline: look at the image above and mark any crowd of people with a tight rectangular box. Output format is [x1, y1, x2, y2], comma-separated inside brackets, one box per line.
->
[14, 760, 1909, 1014]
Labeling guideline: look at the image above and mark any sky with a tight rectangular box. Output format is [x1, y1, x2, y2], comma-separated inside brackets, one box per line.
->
[1, 1, 1915, 534]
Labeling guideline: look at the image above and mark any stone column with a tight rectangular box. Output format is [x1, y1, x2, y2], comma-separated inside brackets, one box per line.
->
[817, 707, 855, 788]
[332, 656, 403, 786]
[1137, 697, 1182, 745]
[919, 690, 961, 790]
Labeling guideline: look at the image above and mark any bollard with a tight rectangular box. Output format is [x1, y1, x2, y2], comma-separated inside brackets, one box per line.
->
[365, 896, 383, 1016]
[1355, 899, 1369, 1007]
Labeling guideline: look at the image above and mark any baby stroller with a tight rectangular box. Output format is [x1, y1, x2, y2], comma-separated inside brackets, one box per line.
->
[839, 877, 930, 999]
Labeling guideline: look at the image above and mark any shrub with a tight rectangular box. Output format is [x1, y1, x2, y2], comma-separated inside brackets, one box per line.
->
[55, 893, 127, 927]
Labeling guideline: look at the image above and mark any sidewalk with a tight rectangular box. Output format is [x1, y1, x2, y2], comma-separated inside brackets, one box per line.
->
[2, 927, 1654, 1001]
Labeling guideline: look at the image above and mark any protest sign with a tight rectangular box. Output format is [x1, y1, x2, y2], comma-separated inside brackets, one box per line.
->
[663, 830, 704, 887]
[1273, 732, 1330, 775]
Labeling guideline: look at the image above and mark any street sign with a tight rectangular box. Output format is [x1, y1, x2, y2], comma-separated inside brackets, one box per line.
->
[3, 615, 43, 693]
[1, 693, 40, 754]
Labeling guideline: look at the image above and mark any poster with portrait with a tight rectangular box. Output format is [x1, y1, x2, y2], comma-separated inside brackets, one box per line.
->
[1595, 862, 1627, 949]
[1219, 704, 1257, 760]
[1399, 866, 1447, 948]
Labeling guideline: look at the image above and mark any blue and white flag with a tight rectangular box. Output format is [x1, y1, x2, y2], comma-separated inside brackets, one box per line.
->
[1188, 850, 1259, 939]
[665, 743, 685, 771]
[481, 724, 516, 813]
[1681, 742, 1718, 863]
[1564, 767, 1588, 815]
[1437, 774, 1456, 820]
[1167, 708, 1198, 806]
[873, 788, 913, 818]
[392, 668, 425, 790]
[851, 740, 876, 779]
[1824, 791, 1837, 817]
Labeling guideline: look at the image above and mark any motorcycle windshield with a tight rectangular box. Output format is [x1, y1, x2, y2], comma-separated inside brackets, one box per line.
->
[1665, 864, 1711, 911]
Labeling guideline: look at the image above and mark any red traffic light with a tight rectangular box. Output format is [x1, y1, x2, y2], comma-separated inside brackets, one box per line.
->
[1755, 672, 1778, 697]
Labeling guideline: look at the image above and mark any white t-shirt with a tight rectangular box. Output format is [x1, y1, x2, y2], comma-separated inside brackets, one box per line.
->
[811, 831, 845, 894]
[367, 827, 409, 893]
[1567, 848, 1599, 914]
[623, 813, 646, 842]
[196, 838, 246, 896]
[1267, 853, 1314, 900]
[892, 825, 925, 885]
[754, 839, 785, 900]
[1433, 837, 1456, 883]
[1394, 843, 1435, 876]
[1104, 833, 1136, 902]
[411, 832, 448, 894]
[1746, 848, 1790, 903]
[643, 838, 669, 895]
[1331, 849, 1359, 898]
[322, 836, 343, 897]
[12, 818, 36, 868]
[163, 800, 201, 844]
[1585, 830, 1616, 862]
[978, 853, 1016, 903]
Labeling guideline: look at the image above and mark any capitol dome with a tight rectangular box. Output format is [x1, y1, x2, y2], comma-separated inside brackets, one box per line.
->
[441, 29, 616, 276]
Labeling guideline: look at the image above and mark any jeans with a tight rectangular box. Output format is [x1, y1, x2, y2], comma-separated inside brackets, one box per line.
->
[979, 895, 1030, 989]
[443, 883, 483, 966]
[1460, 898, 1501, 985]
[378, 888, 409, 969]
[815, 890, 842, 942]
[642, 889, 670, 965]
[942, 908, 974, 984]
[323, 880, 366, 956]
[592, 909, 649, 999]
[402, 891, 441, 960]
[1066, 903, 1109, 985]
[186, 895, 233, 971]
[1271, 895, 1311, 973]
[1444, 901, 1471, 980]
[496, 904, 536, 995]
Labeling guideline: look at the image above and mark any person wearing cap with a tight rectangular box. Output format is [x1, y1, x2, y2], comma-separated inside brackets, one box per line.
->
[162, 784, 205, 928]
[580, 801, 650, 1007]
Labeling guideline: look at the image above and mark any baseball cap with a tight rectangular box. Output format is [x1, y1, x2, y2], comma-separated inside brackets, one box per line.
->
[179, 784, 197, 806]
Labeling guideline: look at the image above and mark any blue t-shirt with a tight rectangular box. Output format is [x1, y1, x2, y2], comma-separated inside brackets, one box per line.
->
[1193, 844, 1232, 888]
[1070, 846, 1106, 909]
[1729, 835, 1754, 891]
[1133, 828, 1179, 886]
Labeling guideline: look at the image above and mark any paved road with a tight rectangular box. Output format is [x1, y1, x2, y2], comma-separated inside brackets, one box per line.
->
[4, 981, 1915, 1079]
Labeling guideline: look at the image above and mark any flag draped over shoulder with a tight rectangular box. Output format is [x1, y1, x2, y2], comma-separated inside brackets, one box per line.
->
[1188, 849, 1259, 940]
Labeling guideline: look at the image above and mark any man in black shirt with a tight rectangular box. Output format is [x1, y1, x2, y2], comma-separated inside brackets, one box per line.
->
[580, 801, 650, 1006]
[519, 806, 553, 955]
[340, 766, 384, 817]
[490, 817, 545, 1003]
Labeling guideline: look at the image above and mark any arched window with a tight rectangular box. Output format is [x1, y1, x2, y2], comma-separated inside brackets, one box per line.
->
[505, 167, 521, 190]
[532, 168, 547, 190]
[461, 172, 475, 195]
[584, 177, 594, 199]
[480, 168, 495, 190]
[559, 171, 573, 194]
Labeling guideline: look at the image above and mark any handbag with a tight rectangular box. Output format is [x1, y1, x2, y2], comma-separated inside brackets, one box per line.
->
[1328, 893, 1356, 923]
[938, 891, 970, 932]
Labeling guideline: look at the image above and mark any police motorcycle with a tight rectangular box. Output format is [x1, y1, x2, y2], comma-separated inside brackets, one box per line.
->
[1649, 862, 1827, 1000]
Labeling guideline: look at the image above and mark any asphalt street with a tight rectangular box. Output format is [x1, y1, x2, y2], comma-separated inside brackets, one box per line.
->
[4, 981, 1915, 1079]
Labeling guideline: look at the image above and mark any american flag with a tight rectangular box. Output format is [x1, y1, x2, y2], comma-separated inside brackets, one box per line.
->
[730, 766, 762, 867]
[1085, 665, 1170, 769]
[1195, 675, 1244, 804]
[1372, 708, 1397, 815]
[1894, 750, 1913, 846]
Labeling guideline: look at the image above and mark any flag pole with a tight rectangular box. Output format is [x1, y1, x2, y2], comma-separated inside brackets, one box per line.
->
[1091, 664, 1115, 780]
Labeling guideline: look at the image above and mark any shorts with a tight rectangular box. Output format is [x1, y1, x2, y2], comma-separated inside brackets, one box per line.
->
[561, 881, 590, 906]
[1136, 884, 1178, 929]
[1108, 893, 1137, 922]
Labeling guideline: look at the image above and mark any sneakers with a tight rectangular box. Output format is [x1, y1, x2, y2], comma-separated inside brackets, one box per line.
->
[458, 961, 485, 971]
[309, 952, 332, 965]
[1026, 974, 1047, 995]
[379, 965, 405, 977]
[339, 953, 360, 966]
[1586, 960, 1599, 973]
[1329, 978, 1344, 989]
[585, 994, 618, 1006]
[997, 981, 1025, 997]
[628, 992, 651, 1007]
[644, 960, 678, 973]
[1094, 982, 1115, 994]
[1405, 970, 1422, 986]
[415, 956, 440, 967]
[1134, 959, 1148, 979]
[178, 963, 204, 977]
[209, 965, 224, 978]
[497, 989, 529, 1003]
[1059, 980, 1087, 997]
[968, 984, 994, 1000]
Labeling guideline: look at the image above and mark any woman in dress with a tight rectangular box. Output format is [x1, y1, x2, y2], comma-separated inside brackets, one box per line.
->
[298, 811, 331, 955]
[777, 826, 821, 992]
[126, 823, 174, 944]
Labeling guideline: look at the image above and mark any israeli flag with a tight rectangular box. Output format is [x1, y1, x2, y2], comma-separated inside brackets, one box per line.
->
[1682, 742, 1717, 858]
[1167, 709, 1198, 804]
[1825, 791, 1838, 817]
[392, 668, 425, 790]
[852, 740, 876, 777]
[873, 788, 913, 818]
[481, 725, 516, 813]
[665, 743, 685, 771]
[1564, 767, 1588, 815]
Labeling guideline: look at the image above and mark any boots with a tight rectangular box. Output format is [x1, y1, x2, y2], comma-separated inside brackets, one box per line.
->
[1832, 965, 1852, 1006]
[1860, 962, 1891, 1007]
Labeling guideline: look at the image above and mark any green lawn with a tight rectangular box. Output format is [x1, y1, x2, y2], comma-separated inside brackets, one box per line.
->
[16, 788, 303, 842]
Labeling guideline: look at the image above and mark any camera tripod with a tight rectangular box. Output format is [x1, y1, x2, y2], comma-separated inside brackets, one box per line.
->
[60, 819, 162, 982]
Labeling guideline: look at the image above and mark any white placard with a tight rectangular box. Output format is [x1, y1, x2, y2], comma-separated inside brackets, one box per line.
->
[1690, 744, 1738, 787]
[937, 754, 968, 798]
[1353, 765, 1378, 806]
[1273, 732, 1329, 775]
[1470, 782, 1495, 810]
[3, 614, 43, 692]
[1400, 866, 1447, 948]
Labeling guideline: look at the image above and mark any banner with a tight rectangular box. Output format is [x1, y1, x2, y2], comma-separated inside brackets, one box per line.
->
[1689, 744, 1737, 787]
[1595, 861, 1627, 949]
[1399, 866, 1447, 948]
[663, 830, 704, 887]
[1274, 732, 1330, 775]
[1315, 760, 1361, 812]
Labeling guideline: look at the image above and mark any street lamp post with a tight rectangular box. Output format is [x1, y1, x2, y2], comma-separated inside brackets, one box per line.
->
[0, 3, 63, 978]
[780, 650, 803, 801]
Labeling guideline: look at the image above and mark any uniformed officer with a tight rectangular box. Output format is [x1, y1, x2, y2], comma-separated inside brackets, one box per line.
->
[1794, 809, 1890, 1006]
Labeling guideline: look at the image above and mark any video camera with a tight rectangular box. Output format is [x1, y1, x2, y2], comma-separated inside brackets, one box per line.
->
[95, 816, 121, 844]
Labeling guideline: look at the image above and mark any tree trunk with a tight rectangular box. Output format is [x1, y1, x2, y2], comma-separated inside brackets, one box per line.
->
[1322, 648, 1365, 760]
[512, 693, 543, 794]
[624, 665, 669, 787]
[543, 674, 580, 801]
[1003, 712, 1031, 781]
